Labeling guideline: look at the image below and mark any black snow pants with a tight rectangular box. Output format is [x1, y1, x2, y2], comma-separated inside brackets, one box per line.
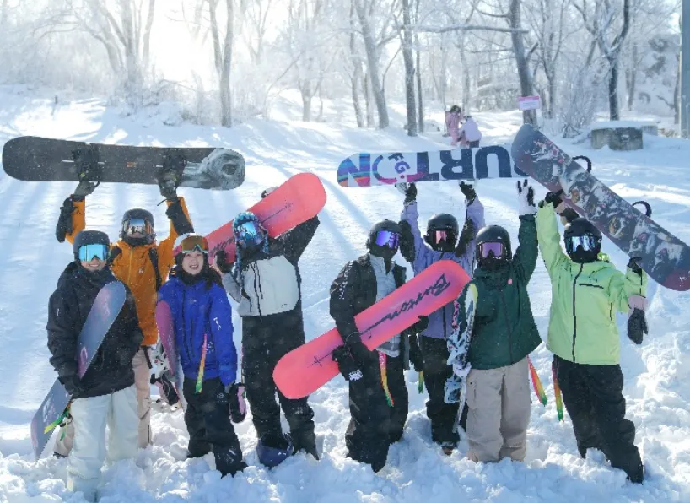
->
[346, 352, 408, 472]
[241, 308, 316, 452]
[420, 336, 462, 445]
[183, 377, 246, 476]
[554, 355, 644, 483]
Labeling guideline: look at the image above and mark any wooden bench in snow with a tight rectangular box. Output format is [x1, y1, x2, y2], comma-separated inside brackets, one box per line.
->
[590, 121, 658, 150]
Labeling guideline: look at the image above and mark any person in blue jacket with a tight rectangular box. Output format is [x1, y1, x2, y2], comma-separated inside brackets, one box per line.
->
[157, 234, 247, 477]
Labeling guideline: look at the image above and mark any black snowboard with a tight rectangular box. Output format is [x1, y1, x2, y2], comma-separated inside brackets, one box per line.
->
[511, 124, 690, 291]
[2, 136, 245, 190]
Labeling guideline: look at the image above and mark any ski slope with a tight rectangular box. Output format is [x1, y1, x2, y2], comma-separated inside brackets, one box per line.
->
[0, 87, 689, 502]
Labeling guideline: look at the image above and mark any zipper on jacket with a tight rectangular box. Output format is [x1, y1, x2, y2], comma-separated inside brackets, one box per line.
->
[127, 251, 134, 285]
[572, 264, 584, 361]
[182, 288, 195, 367]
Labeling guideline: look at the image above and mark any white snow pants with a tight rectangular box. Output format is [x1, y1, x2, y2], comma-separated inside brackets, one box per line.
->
[55, 348, 151, 456]
[66, 385, 138, 502]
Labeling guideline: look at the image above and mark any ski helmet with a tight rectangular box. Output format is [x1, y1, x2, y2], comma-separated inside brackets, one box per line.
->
[367, 219, 401, 260]
[73, 230, 111, 262]
[563, 218, 601, 263]
[120, 208, 155, 246]
[475, 224, 511, 270]
[256, 433, 294, 468]
[425, 213, 459, 253]
[233, 212, 268, 256]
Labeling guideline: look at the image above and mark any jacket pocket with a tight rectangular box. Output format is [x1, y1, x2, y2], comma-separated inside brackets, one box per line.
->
[578, 283, 603, 289]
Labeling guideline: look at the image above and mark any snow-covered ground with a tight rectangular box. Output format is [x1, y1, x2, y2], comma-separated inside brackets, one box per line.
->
[0, 87, 689, 502]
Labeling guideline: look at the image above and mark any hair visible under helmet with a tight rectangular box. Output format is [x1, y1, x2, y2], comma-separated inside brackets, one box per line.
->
[120, 208, 155, 247]
[475, 224, 512, 270]
[367, 219, 401, 261]
[563, 218, 602, 263]
[425, 213, 459, 253]
[73, 229, 111, 262]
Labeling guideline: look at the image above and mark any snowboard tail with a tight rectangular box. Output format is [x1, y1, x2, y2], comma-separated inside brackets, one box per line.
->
[30, 281, 127, 459]
[183, 172, 327, 262]
[511, 125, 690, 291]
[3, 136, 245, 190]
[273, 261, 471, 399]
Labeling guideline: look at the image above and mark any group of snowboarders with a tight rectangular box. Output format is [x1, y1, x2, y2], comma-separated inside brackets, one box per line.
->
[445, 104, 482, 148]
[44, 150, 648, 501]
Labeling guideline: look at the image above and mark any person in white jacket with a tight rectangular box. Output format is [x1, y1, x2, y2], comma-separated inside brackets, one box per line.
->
[459, 116, 482, 148]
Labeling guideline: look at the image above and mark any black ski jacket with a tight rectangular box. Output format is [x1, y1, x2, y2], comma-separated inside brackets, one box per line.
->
[46, 262, 143, 399]
[329, 253, 411, 360]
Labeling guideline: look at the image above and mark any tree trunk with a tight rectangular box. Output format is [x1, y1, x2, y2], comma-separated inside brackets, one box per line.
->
[608, 58, 619, 121]
[354, 0, 389, 128]
[301, 86, 312, 121]
[364, 73, 374, 127]
[509, 0, 536, 125]
[142, 0, 156, 69]
[626, 42, 637, 111]
[546, 71, 555, 119]
[402, 0, 417, 136]
[220, 0, 233, 127]
[352, 67, 365, 127]
[674, 50, 681, 124]
[415, 0, 424, 132]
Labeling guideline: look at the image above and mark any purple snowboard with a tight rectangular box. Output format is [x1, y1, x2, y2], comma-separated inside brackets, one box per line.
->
[30, 281, 127, 459]
[155, 300, 185, 408]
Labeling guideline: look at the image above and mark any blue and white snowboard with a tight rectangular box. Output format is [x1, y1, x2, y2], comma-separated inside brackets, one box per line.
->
[30, 281, 127, 459]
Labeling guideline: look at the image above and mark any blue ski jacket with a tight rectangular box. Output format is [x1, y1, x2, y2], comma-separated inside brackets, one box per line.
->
[158, 275, 237, 386]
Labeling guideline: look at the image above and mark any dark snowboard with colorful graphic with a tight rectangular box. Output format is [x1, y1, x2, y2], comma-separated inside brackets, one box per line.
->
[511, 124, 690, 291]
[30, 281, 127, 459]
[337, 144, 526, 187]
[3, 136, 245, 190]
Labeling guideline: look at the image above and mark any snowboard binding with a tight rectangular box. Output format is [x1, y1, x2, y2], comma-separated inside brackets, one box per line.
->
[72, 145, 102, 188]
[158, 150, 185, 200]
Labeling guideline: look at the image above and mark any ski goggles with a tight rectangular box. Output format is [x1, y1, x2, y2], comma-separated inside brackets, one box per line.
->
[374, 230, 399, 250]
[180, 234, 209, 254]
[479, 241, 504, 259]
[234, 221, 264, 246]
[565, 234, 599, 254]
[122, 218, 154, 237]
[78, 244, 109, 262]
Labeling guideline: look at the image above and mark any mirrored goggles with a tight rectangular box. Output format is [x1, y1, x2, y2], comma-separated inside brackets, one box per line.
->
[180, 235, 209, 254]
[234, 221, 264, 246]
[123, 218, 153, 237]
[479, 241, 504, 259]
[78, 244, 109, 262]
[565, 234, 599, 254]
[374, 230, 399, 250]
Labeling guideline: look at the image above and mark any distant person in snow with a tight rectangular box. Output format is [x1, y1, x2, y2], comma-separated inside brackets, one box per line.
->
[459, 115, 482, 148]
[537, 190, 648, 484]
[47, 230, 142, 502]
[157, 234, 247, 477]
[53, 150, 194, 456]
[448, 180, 542, 464]
[215, 189, 320, 467]
[445, 105, 463, 146]
[397, 180, 485, 454]
[329, 220, 428, 473]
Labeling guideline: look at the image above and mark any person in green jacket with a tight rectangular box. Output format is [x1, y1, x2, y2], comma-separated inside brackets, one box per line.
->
[448, 180, 542, 463]
[537, 191, 647, 484]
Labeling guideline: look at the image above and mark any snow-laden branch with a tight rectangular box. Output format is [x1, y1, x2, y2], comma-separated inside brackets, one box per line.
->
[402, 23, 529, 34]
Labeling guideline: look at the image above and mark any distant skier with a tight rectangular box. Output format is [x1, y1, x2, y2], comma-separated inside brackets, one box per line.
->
[537, 190, 648, 484]
[447, 180, 542, 463]
[329, 219, 428, 472]
[445, 105, 463, 146]
[459, 115, 482, 148]
[47, 230, 143, 501]
[157, 234, 247, 476]
[398, 180, 485, 454]
[54, 151, 194, 454]
[215, 188, 320, 467]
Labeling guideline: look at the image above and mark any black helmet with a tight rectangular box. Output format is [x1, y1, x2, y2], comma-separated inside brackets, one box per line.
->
[367, 219, 401, 260]
[564, 218, 601, 263]
[73, 230, 110, 261]
[476, 224, 511, 270]
[425, 213, 459, 253]
[120, 208, 155, 246]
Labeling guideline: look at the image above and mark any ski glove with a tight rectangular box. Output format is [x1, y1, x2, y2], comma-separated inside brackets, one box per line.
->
[56, 197, 76, 242]
[151, 371, 180, 405]
[543, 189, 564, 209]
[332, 345, 364, 382]
[159, 151, 184, 200]
[455, 218, 476, 257]
[411, 315, 429, 333]
[627, 256, 643, 275]
[215, 250, 233, 274]
[408, 333, 424, 372]
[72, 180, 96, 201]
[517, 179, 537, 215]
[227, 383, 247, 423]
[627, 295, 648, 345]
[59, 375, 81, 397]
[459, 181, 477, 203]
[398, 220, 416, 263]
[398, 182, 417, 204]
[166, 199, 194, 235]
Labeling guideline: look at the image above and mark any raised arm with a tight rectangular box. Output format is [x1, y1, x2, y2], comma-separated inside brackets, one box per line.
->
[277, 215, 320, 263]
[329, 261, 360, 342]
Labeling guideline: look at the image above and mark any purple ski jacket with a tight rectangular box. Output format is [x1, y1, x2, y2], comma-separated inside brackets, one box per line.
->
[401, 198, 485, 340]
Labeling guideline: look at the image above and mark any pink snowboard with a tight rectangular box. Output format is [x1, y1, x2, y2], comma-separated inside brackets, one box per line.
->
[174, 172, 327, 261]
[273, 260, 471, 399]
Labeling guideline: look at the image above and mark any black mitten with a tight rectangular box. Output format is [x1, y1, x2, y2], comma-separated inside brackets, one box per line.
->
[56, 197, 75, 242]
[332, 345, 364, 382]
[628, 309, 648, 345]
[215, 250, 232, 274]
[398, 220, 415, 263]
[404, 183, 417, 204]
[151, 372, 180, 405]
[459, 181, 477, 203]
